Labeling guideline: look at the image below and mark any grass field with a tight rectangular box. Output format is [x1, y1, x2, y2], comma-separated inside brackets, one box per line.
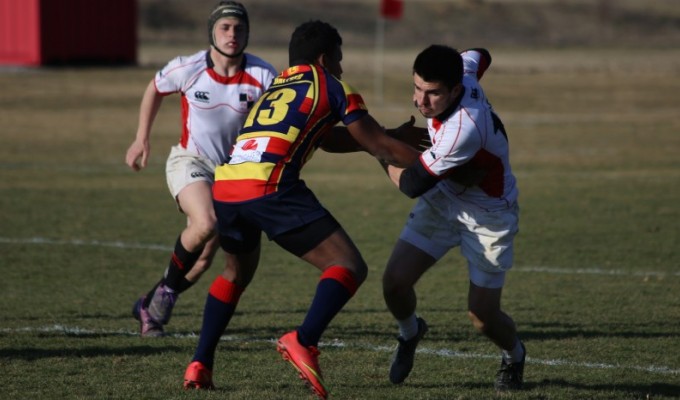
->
[1, 47, 679, 399]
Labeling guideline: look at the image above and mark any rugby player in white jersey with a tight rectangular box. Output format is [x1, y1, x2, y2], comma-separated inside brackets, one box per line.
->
[124, 1, 276, 337]
[381, 46, 526, 391]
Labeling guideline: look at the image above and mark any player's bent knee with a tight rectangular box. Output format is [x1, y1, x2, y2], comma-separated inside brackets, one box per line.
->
[346, 261, 368, 285]
[189, 220, 217, 243]
[382, 271, 408, 297]
[381, 269, 396, 289]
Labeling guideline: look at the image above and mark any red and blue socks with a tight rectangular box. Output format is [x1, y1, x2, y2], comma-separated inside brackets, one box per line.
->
[297, 266, 359, 347]
[192, 275, 244, 369]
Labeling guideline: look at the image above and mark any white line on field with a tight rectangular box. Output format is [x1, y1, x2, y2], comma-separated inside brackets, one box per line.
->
[1, 236, 678, 278]
[2, 325, 678, 376]
[0, 236, 173, 251]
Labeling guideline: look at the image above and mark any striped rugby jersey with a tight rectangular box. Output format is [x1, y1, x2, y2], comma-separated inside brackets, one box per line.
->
[213, 64, 368, 202]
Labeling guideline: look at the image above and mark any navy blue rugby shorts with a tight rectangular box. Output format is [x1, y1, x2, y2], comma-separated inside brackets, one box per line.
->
[214, 181, 341, 257]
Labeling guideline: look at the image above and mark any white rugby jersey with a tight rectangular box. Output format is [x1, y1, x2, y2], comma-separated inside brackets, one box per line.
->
[419, 50, 518, 211]
[154, 50, 276, 164]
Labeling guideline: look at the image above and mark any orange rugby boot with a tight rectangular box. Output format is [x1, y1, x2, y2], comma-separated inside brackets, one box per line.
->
[183, 360, 215, 390]
[277, 330, 328, 399]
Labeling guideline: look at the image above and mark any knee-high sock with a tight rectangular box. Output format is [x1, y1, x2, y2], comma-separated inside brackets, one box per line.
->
[177, 277, 196, 293]
[143, 236, 203, 308]
[297, 266, 358, 347]
[192, 276, 244, 370]
[164, 235, 203, 291]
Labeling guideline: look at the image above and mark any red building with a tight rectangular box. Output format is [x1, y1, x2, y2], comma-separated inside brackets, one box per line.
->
[0, 0, 137, 66]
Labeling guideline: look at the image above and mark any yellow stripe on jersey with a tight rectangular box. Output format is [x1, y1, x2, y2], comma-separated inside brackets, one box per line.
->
[238, 130, 298, 143]
[309, 67, 320, 115]
[339, 80, 368, 111]
[215, 162, 275, 181]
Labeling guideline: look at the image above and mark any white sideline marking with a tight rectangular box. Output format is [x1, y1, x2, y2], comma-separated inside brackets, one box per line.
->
[2, 325, 678, 376]
[513, 266, 679, 278]
[1, 236, 678, 278]
[0, 236, 173, 252]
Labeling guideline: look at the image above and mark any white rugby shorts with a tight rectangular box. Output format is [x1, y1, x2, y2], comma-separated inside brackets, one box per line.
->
[399, 188, 519, 289]
[165, 144, 216, 199]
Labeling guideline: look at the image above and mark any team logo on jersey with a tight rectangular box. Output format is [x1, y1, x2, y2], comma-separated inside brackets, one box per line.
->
[194, 91, 210, 102]
[241, 139, 259, 150]
[231, 138, 265, 164]
[240, 93, 255, 109]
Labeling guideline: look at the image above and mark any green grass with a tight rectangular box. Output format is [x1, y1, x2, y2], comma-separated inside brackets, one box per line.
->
[1, 48, 679, 399]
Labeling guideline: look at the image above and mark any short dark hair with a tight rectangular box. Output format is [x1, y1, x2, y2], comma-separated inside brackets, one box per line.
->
[288, 20, 342, 66]
[413, 45, 463, 90]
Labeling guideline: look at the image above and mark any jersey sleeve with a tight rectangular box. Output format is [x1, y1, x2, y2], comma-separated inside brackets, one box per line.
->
[419, 114, 482, 177]
[154, 51, 206, 95]
[461, 48, 492, 81]
[330, 77, 369, 125]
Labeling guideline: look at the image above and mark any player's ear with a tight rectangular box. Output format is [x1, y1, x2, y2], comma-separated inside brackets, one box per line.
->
[316, 53, 327, 68]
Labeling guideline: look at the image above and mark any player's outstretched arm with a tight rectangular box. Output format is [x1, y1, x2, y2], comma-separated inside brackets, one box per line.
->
[125, 79, 164, 171]
[345, 114, 420, 168]
[321, 117, 428, 154]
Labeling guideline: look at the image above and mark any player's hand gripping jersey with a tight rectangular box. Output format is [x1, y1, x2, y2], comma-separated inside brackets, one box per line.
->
[155, 50, 276, 165]
[213, 64, 368, 202]
[420, 49, 518, 211]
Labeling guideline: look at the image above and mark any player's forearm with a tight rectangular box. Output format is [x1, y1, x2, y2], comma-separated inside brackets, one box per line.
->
[376, 159, 403, 190]
[372, 137, 420, 168]
[135, 80, 163, 141]
[346, 114, 419, 165]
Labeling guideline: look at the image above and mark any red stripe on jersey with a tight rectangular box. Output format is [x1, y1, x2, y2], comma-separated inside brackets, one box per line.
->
[180, 94, 190, 148]
[295, 67, 331, 166]
[432, 118, 442, 133]
[266, 162, 285, 197]
[299, 96, 313, 114]
[470, 148, 504, 198]
[265, 161, 284, 195]
[213, 178, 272, 202]
[477, 56, 490, 80]
[264, 136, 291, 156]
[207, 68, 266, 88]
[346, 93, 366, 114]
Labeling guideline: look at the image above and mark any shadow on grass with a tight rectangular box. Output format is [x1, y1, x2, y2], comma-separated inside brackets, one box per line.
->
[519, 321, 680, 340]
[346, 379, 680, 398]
[537, 378, 680, 398]
[0, 345, 184, 360]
